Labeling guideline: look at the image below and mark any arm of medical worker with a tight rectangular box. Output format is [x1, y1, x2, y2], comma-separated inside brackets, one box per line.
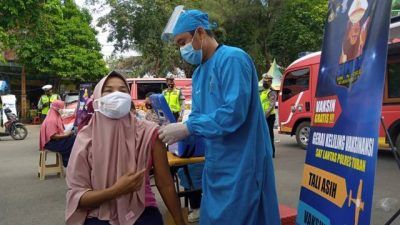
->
[186, 57, 251, 138]
[153, 138, 186, 225]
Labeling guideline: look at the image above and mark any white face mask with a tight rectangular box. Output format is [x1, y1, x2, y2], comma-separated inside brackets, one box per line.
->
[57, 109, 65, 116]
[94, 91, 132, 119]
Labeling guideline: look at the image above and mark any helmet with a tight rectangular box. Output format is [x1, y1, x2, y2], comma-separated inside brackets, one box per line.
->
[166, 72, 175, 80]
[262, 73, 273, 79]
[42, 84, 53, 91]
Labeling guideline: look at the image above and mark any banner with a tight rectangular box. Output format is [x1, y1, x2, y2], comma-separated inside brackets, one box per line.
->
[297, 1, 392, 225]
[1, 95, 17, 125]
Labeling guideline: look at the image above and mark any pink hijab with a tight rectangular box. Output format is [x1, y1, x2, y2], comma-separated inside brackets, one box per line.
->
[65, 72, 158, 225]
[39, 100, 65, 150]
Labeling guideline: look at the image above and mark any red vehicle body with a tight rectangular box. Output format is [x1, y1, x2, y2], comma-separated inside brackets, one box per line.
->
[126, 78, 192, 110]
[279, 19, 400, 150]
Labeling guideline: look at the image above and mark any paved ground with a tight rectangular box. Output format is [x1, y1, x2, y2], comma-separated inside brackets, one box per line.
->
[1, 125, 400, 224]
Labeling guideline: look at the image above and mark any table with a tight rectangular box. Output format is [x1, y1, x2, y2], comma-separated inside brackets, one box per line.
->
[167, 152, 205, 207]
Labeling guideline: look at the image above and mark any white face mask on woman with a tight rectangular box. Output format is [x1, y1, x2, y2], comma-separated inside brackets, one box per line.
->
[94, 91, 132, 119]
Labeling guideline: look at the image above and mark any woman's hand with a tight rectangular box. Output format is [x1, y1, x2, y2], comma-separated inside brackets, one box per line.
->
[64, 130, 73, 136]
[111, 169, 146, 197]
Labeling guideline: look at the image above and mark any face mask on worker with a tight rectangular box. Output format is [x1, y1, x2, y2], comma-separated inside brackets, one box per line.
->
[94, 91, 132, 119]
[263, 81, 271, 89]
[180, 29, 203, 65]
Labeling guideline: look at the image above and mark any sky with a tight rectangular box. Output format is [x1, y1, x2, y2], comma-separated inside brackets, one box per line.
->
[74, 0, 139, 58]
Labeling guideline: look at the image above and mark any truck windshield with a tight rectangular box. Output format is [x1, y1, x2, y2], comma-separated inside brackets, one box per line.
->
[387, 62, 400, 99]
[137, 82, 168, 100]
[282, 68, 310, 102]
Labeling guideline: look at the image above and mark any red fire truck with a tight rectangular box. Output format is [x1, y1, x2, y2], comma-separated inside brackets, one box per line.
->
[278, 17, 400, 150]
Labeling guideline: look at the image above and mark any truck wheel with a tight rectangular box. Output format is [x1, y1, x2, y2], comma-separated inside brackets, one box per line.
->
[396, 134, 400, 152]
[296, 121, 310, 150]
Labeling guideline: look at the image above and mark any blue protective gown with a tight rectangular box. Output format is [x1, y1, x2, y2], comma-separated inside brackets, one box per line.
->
[186, 45, 281, 225]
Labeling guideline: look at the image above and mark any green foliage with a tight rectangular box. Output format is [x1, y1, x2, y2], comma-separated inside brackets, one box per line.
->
[0, 27, 8, 62]
[393, 0, 400, 9]
[0, 0, 107, 81]
[96, 0, 198, 77]
[267, 0, 327, 66]
[92, 0, 327, 75]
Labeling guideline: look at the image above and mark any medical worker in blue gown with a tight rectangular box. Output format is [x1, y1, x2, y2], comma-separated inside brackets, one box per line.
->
[158, 8, 281, 225]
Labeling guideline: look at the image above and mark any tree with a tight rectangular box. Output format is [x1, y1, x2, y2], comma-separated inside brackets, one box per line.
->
[393, 0, 400, 9]
[91, 0, 326, 75]
[197, 0, 285, 73]
[95, 0, 200, 77]
[267, 0, 327, 66]
[0, 28, 7, 62]
[0, 0, 108, 81]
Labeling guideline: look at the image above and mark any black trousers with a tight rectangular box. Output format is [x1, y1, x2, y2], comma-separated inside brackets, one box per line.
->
[184, 188, 202, 209]
[44, 135, 76, 167]
[266, 114, 276, 157]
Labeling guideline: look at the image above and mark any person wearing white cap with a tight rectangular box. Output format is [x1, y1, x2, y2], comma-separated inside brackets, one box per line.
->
[260, 73, 277, 158]
[38, 84, 61, 121]
[162, 74, 185, 121]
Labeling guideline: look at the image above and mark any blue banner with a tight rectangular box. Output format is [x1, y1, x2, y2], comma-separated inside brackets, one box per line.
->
[297, 1, 392, 225]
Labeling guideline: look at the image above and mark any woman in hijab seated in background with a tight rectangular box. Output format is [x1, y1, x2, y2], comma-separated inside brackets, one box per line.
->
[66, 72, 186, 225]
[39, 100, 75, 167]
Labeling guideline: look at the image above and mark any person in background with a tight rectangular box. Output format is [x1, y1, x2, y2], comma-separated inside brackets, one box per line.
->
[39, 100, 75, 167]
[159, 8, 280, 225]
[144, 92, 160, 124]
[65, 72, 185, 225]
[38, 85, 61, 121]
[260, 73, 278, 158]
[162, 76, 185, 121]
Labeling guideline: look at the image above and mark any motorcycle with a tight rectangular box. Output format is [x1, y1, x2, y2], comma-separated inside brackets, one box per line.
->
[0, 107, 28, 140]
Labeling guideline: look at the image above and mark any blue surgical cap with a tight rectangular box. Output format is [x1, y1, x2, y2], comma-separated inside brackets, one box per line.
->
[172, 9, 210, 37]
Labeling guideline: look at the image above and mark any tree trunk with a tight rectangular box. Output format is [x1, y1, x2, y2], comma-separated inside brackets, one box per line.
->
[21, 65, 27, 119]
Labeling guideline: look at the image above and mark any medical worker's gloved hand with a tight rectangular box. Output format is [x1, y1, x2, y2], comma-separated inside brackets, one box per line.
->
[158, 123, 190, 145]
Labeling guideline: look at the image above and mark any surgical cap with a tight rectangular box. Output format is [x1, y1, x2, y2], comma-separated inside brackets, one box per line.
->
[172, 9, 211, 37]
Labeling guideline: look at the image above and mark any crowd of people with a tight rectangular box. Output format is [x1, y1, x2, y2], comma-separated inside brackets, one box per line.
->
[38, 7, 281, 225]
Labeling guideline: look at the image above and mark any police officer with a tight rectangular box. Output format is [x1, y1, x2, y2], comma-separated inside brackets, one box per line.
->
[162, 75, 185, 121]
[260, 73, 277, 158]
[38, 85, 60, 121]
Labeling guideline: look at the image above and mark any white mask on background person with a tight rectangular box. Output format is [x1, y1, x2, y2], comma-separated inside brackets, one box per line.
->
[57, 109, 65, 116]
[94, 91, 132, 119]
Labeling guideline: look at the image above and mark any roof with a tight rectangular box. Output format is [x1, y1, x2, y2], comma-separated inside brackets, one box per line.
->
[390, 19, 400, 40]
[286, 52, 321, 71]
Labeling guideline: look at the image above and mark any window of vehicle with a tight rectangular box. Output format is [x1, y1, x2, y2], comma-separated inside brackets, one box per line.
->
[282, 68, 310, 102]
[388, 63, 400, 98]
[137, 82, 167, 100]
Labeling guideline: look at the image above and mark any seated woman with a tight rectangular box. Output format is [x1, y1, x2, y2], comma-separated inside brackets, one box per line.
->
[65, 72, 186, 225]
[39, 100, 75, 167]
